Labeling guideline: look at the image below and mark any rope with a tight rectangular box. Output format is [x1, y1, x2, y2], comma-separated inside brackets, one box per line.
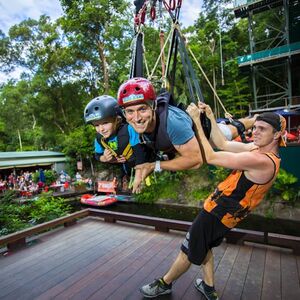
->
[149, 27, 173, 85]
[132, 1, 232, 119]
[176, 27, 233, 119]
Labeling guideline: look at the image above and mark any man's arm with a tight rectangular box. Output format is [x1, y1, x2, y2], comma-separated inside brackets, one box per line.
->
[133, 135, 202, 193]
[135, 136, 202, 174]
[198, 102, 256, 153]
[187, 103, 274, 183]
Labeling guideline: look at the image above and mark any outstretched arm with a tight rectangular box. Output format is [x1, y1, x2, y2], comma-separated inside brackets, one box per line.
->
[132, 136, 203, 193]
[187, 103, 274, 183]
[197, 102, 256, 153]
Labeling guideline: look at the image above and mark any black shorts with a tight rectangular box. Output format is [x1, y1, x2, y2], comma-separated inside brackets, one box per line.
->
[181, 210, 229, 265]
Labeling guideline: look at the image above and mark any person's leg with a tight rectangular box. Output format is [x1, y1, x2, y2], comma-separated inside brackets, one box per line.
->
[202, 249, 214, 286]
[139, 250, 191, 297]
[194, 250, 219, 299]
[163, 250, 191, 284]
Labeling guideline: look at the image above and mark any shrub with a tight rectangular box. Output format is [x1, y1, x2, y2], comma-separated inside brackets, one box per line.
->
[29, 193, 71, 224]
[267, 168, 299, 205]
[0, 190, 71, 236]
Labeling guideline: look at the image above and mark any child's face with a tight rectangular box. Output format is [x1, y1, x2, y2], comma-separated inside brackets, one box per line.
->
[93, 117, 117, 139]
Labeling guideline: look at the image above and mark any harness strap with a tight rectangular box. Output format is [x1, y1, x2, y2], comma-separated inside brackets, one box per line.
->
[229, 120, 247, 142]
[100, 138, 118, 158]
[122, 143, 134, 160]
[100, 138, 133, 160]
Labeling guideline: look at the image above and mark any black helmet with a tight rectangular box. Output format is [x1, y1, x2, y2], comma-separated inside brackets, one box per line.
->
[84, 95, 119, 124]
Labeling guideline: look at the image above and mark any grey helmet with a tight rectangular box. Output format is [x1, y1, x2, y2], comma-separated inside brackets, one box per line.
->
[84, 95, 119, 124]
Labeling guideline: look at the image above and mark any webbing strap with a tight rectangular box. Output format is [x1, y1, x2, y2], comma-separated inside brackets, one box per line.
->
[176, 28, 204, 103]
[122, 143, 134, 160]
[100, 138, 118, 158]
[130, 31, 144, 78]
[100, 138, 133, 160]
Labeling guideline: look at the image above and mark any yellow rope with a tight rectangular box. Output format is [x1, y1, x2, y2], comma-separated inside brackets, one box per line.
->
[148, 26, 173, 88]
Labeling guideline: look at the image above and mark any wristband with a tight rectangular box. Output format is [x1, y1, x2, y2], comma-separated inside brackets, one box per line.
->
[154, 160, 162, 173]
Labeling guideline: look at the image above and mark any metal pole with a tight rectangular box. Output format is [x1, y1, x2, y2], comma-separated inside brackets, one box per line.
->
[219, 21, 224, 86]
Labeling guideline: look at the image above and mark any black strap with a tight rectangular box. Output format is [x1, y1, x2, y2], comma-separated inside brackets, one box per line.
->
[130, 32, 144, 78]
[230, 120, 247, 142]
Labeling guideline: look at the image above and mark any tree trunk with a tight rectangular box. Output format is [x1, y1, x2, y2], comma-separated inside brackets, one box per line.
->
[97, 41, 109, 93]
[53, 121, 65, 134]
[17, 129, 23, 151]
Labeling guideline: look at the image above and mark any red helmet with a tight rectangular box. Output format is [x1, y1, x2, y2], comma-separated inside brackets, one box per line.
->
[117, 77, 156, 107]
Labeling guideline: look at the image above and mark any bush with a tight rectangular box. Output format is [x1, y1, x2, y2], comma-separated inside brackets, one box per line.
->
[135, 171, 184, 203]
[267, 168, 299, 205]
[0, 190, 71, 236]
[32, 169, 57, 185]
[29, 193, 71, 224]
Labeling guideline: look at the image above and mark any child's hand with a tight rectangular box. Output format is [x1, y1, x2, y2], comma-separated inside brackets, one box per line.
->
[116, 155, 126, 163]
[102, 149, 114, 162]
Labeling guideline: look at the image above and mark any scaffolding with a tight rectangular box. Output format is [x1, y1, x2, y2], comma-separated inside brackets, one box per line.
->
[233, 0, 300, 113]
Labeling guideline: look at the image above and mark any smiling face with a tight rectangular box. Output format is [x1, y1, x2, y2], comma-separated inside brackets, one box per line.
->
[92, 117, 118, 139]
[122, 103, 156, 134]
[252, 120, 278, 147]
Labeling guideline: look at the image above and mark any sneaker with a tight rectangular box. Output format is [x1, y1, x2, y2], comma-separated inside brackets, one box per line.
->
[194, 278, 219, 300]
[140, 278, 172, 298]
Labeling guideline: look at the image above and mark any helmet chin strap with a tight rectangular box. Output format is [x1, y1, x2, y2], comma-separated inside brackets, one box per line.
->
[152, 100, 157, 111]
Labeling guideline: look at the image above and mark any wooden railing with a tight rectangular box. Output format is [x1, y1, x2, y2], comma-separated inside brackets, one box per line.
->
[1, 208, 299, 254]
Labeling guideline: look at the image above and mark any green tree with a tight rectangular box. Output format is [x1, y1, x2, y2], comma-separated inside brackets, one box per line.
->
[59, 0, 132, 94]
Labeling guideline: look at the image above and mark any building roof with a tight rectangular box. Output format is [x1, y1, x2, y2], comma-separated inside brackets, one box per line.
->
[0, 151, 66, 169]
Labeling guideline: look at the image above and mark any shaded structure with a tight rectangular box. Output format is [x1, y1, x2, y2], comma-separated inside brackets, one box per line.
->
[0, 151, 67, 176]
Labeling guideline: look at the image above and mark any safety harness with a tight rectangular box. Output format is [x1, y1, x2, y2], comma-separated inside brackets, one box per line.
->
[96, 124, 133, 161]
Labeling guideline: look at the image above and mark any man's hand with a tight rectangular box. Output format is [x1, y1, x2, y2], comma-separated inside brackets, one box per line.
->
[186, 103, 201, 121]
[132, 162, 155, 193]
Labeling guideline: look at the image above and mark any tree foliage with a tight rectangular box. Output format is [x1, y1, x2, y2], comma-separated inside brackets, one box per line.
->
[0, 0, 254, 159]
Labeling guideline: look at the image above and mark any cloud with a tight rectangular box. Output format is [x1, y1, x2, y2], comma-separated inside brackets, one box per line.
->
[180, 0, 203, 27]
[0, 0, 203, 35]
[0, 0, 63, 34]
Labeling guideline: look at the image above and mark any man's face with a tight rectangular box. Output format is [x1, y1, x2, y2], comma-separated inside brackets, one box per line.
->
[123, 103, 155, 134]
[92, 117, 117, 139]
[252, 120, 277, 146]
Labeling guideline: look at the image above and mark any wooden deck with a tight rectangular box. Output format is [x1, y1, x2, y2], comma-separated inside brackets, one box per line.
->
[0, 217, 299, 300]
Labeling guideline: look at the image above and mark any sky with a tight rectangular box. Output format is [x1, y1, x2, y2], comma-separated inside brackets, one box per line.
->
[0, 0, 203, 82]
[0, 0, 203, 34]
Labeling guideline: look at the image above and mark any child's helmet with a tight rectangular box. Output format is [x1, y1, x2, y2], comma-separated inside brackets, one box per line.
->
[84, 95, 119, 124]
[117, 77, 156, 107]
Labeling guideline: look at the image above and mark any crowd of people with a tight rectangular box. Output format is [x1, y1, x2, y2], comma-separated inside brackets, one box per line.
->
[0, 171, 40, 196]
[0, 169, 92, 197]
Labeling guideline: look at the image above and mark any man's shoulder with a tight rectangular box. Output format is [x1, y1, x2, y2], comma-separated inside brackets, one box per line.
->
[167, 105, 187, 115]
[167, 105, 192, 123]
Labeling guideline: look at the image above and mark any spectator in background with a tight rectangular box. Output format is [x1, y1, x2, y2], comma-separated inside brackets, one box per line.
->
[59, 171, 66, 184]
[75, 172, 82, 182]
[38, 168, 46, 190]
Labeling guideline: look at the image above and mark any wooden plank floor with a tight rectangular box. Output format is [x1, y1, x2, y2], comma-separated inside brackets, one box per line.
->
[0, 218, 299, 300]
